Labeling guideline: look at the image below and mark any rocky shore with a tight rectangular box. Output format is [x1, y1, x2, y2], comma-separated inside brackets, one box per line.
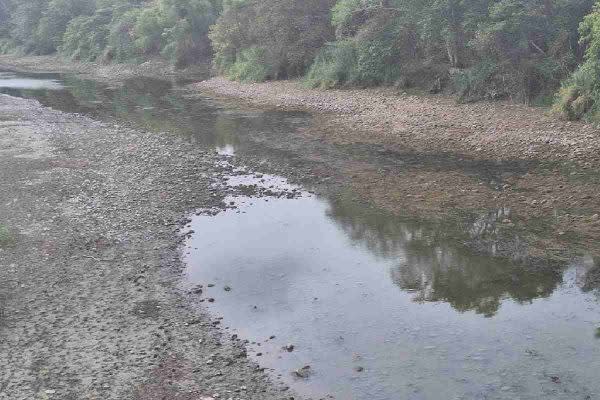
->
[0, 54, 209, 82]
[0, 94, 294, 400]
[195, 77, 600, 166]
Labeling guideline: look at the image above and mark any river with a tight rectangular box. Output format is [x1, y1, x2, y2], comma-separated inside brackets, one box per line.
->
[1, 69, 599, 400]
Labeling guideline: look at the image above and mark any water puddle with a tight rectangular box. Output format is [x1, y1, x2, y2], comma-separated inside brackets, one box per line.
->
[1, 68, 599, 400]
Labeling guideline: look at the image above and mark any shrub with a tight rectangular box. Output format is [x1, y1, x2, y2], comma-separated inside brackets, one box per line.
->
[305, 41, 358, 88]
[226, 47, 271, 82]
[60, 9, 112, 61]
[211, 0, 334, 81]
[553, 64, 599, 120]
[453, 60, 504, 102]
[553, 3, 600, 121]
[106, 8, 142, 63]
[0, 224, 13, 247]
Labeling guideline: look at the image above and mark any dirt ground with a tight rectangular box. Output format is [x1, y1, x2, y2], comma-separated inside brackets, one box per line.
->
[0, 95, 296, 400]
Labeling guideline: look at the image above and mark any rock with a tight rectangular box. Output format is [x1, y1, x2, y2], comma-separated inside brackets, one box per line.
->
[354, 366, 364, 372]
[224, 286, 231, 292]
[293, 365, 312, 379]
[284, 344, 295, 352]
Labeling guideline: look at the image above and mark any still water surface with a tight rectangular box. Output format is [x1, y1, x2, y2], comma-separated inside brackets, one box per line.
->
[1, 69, 599, 400]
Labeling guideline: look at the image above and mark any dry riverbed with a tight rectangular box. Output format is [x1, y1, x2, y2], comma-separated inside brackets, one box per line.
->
[0, 94, 297, 400]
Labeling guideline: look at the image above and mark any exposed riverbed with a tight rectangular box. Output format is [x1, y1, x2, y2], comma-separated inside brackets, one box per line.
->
[1, 68, 599, 400]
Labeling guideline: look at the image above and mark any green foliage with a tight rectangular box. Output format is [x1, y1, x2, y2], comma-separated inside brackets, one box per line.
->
[454, 60, 501, 102]
[226, 46, 270, 82]
[0, 224, 13, 247]
[307, 0, 596, 100]
[554, 62, 599, 120]
[61, 9, 112, 61]
[1, 0, 600, 110]
[0, 0, 219, 66]
[306, 41, 358, 88]
[554, 2, 600, 121]
[106, 8, 142, 63]
[211, 0, 335, 81]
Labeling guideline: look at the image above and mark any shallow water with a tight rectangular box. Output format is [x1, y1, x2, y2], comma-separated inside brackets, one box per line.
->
[184, 175, 600, 400]
[0, 70, 64, 90]
[1, 69, 599, 400]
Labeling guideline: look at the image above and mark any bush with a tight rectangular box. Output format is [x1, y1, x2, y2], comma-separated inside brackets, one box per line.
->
[60, 10, 112, 61]
[106, 8, 142, 63]
[453, 60, 504, 102]
[553, 3, 600, 121]
[305, 41, 358, 88]
[35, 0, 96, 54]
[226, 47, 271, 82]
[553, 64, 599, 120]
[211, 0, 334, 81]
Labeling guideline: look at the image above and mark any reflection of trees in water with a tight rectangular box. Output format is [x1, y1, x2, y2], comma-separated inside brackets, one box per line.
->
[326, 194, 564, 317]
[582, 256, 600, 293]
[391, 249, 561, 317]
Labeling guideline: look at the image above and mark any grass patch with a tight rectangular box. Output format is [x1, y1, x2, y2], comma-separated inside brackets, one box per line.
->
[0, 224, 14, 247]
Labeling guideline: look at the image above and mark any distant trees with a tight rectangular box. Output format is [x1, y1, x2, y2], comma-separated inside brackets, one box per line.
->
[306, 0, 594, 103]
[2, 0, 600, 117]
[210, 0, 335, 81]
[554, 2, 600, 120]
[0, 0, 221, 67]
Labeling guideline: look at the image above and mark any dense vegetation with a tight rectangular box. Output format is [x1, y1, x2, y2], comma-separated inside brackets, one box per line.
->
[3, 0, 600, 118]
[0, 0, 222, 66]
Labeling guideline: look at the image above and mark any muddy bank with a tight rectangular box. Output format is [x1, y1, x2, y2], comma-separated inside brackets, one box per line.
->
[0, 54, 209, 83]
[0, 94, 295, 400]
[195, 77, 600, 166]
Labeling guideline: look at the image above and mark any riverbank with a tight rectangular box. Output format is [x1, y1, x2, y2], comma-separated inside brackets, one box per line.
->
[192, 77, 600, 258]
[0, 94, 294, 399]
[196, 77, 600, 166]
[0, 54, 209, 82]
[1, 57, 599, 398]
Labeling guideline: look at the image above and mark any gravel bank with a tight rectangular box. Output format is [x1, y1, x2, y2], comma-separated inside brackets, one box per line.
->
[195, 77, 600, 165]
[0, 54, 209, 82]
[0, 94, 294, 400]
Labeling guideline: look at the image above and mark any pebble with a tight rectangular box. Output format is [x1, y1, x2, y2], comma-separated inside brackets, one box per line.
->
[293, 365, 312, 379]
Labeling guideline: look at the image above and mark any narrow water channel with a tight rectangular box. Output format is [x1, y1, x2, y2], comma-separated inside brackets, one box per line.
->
[1, 69, 599, 400]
